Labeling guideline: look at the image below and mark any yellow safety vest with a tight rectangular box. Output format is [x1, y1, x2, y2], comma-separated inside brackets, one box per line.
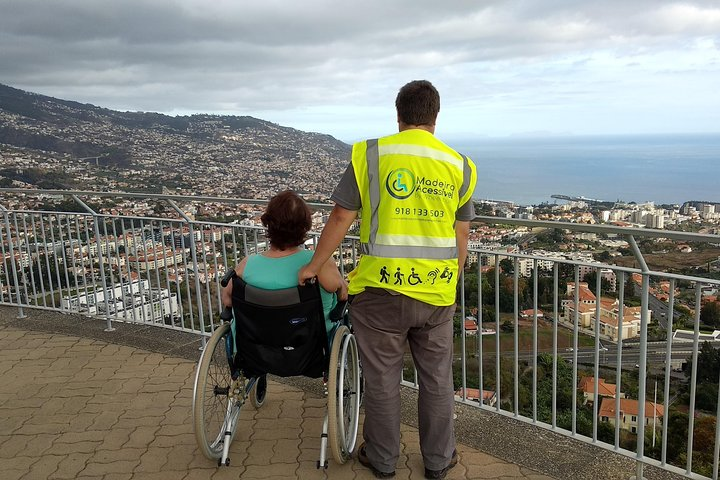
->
[348, 129, 477, 306]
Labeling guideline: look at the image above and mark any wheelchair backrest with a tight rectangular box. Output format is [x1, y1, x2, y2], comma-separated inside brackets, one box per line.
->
[230, 277, 328, 378]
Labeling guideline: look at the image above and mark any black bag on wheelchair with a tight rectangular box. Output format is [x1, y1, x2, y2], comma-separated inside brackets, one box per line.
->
[230, 277, 328, 379]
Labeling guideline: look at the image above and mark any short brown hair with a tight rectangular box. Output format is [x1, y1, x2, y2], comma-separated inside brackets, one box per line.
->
[261, 190, 312, 250]
[395, 80, 440, 126]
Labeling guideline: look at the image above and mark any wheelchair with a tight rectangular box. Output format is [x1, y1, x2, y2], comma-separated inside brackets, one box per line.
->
[191, 269, 362, 469]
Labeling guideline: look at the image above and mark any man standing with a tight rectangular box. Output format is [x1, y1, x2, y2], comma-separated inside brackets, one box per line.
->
[299, 80, 477, 479]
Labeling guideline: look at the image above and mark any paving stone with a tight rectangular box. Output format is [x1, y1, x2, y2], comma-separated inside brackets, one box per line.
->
[132, 471, 187, 480]
[467, 462, 525, 478]
[20, 433, 59, 457]
[79, 459, 141, 476]
[21, 454, 64, 479]
[98, 427, 133, 450]
[134, 446, 171, 473]
[0, 456, 41, 471]
[149, 432, 196, 447]
[102, 473, 133, 480]
[0, 415, 31, 434]
[20, 421, 69, 435]
[272, 438, 301, 462]
[0, 434, 33, 458]
[182, 468, 217, 480]
[242, 462, 298, 478]
[253, 400, 282, 419]
[50, 452, 94, 479]
[50, 440, 99, 455]
[295, 460, 331, 479]
[252, 417, 302, 440]
[210, 466, 247, 480]
[92, 447, 145, 463]
[116, 415, 165, 429]
[297, 437, 323, 462]
[161, 407, 191, 425]
[123, 426, 161, 449]
[2, 470, 26, 480]
[122, 406, 170, 419]
[229, 418, 256, 443]
[165, 443, 197, 471]
[155, 423, 192, 437]
[245, 439, 276, 465]
[88, 410, 122, 430]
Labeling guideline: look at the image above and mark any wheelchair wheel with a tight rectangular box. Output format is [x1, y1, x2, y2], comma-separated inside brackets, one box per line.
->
[192, 323, 241, 460]
[327, 325, 361, 464]
[250, 374, 267, 409]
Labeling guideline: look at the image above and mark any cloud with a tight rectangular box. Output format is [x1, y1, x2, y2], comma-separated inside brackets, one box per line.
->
[0, 0, 719, 138]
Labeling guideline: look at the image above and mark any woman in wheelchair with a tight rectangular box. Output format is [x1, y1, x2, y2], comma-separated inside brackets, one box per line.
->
[195, 190, 359, 468]
[220, 189, 348, 333]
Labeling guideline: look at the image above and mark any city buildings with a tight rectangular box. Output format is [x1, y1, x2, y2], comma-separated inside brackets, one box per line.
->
[60, 278, 179, 324]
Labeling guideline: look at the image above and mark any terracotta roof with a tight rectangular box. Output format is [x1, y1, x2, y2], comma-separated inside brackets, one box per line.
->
[598, 398, 664, 419]
[455, 388, 496, 401]
[567, 303, 595, 314]
[578, 286, 596, 302]
[579, 377, 617, 397]
[600, 297, 619, 308]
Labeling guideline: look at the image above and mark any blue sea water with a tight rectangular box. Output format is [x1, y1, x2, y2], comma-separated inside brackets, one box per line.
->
[452, 134, 720, 206]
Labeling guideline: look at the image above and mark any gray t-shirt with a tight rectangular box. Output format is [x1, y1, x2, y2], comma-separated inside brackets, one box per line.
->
[331, 162, 476, 221]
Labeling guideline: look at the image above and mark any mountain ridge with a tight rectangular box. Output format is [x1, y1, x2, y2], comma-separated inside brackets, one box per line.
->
[0, 83, 350, 200]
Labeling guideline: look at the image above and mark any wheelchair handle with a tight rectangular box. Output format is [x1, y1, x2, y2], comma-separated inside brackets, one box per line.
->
[220, 306, 233, 322]
[220, 268, 236, 288]
[328, 295, 353, 323]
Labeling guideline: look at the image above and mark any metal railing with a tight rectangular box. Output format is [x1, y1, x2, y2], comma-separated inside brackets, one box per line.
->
[1, 189, 719, 479]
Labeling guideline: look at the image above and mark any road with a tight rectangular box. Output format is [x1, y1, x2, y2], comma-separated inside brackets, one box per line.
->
[473, 340, 713, 372]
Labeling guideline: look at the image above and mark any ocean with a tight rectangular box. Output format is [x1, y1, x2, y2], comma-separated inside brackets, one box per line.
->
[451, 134, 720, 206]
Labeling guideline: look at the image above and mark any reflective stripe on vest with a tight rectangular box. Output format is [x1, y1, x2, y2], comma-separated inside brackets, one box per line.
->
[459, 154, 472, 201]
[366, 138, 381, 247]
[360, 139, 471, 260]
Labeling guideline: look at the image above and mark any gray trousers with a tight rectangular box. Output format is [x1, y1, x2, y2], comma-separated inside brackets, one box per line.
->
[352, 288, 456, 473]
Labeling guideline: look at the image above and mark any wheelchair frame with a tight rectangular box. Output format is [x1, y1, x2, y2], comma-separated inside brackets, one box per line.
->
[191, 274, 361, 469]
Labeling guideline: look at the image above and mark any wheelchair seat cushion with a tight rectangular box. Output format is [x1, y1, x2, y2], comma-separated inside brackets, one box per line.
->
[231, 277, 328, 378]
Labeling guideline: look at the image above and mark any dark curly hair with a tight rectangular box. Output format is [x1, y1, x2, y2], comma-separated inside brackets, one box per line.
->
[261, 190, 312, 250]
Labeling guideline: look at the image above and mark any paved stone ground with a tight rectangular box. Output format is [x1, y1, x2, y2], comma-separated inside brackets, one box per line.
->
[0, 323, 555, 480]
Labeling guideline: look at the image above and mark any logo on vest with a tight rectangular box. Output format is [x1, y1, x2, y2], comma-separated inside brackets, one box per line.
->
[386, 168, 416, 199]
[385, 169, 455, 200]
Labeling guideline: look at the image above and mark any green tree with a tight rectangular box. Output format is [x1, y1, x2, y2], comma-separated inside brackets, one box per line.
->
[686, 341, 720, 383]
[500, 320, 514, 333]
[694, 382, 719, 412]
[594, 250, 612, 262]
[700, 301, 720, 327]
[549, 228, 564, 243]
[663, 410, 689, 464]
[583, 271, 613, 294]
[499, 258, 514, 274]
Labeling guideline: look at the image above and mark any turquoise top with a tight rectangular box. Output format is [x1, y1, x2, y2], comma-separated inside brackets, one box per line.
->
[242, 249, 337, 333]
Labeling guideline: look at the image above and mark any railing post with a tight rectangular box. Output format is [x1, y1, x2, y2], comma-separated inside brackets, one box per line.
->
[72, 195, 114, 332]
[167, 199, 206, 345]
[1, 205, 26, 319]
[626, 234, 649, 480]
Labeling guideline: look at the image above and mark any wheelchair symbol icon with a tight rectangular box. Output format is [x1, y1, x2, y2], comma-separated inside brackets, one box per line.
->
[408, 268, 422, 285]
[393, 172, 408, 193]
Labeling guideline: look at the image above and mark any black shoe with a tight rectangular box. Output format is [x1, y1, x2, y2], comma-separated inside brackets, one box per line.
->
[424, 450, 458, 479]
[357, 443, 395, 478]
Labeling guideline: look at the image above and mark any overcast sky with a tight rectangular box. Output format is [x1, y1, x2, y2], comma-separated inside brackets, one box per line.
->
[1, 0, 719, 143]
